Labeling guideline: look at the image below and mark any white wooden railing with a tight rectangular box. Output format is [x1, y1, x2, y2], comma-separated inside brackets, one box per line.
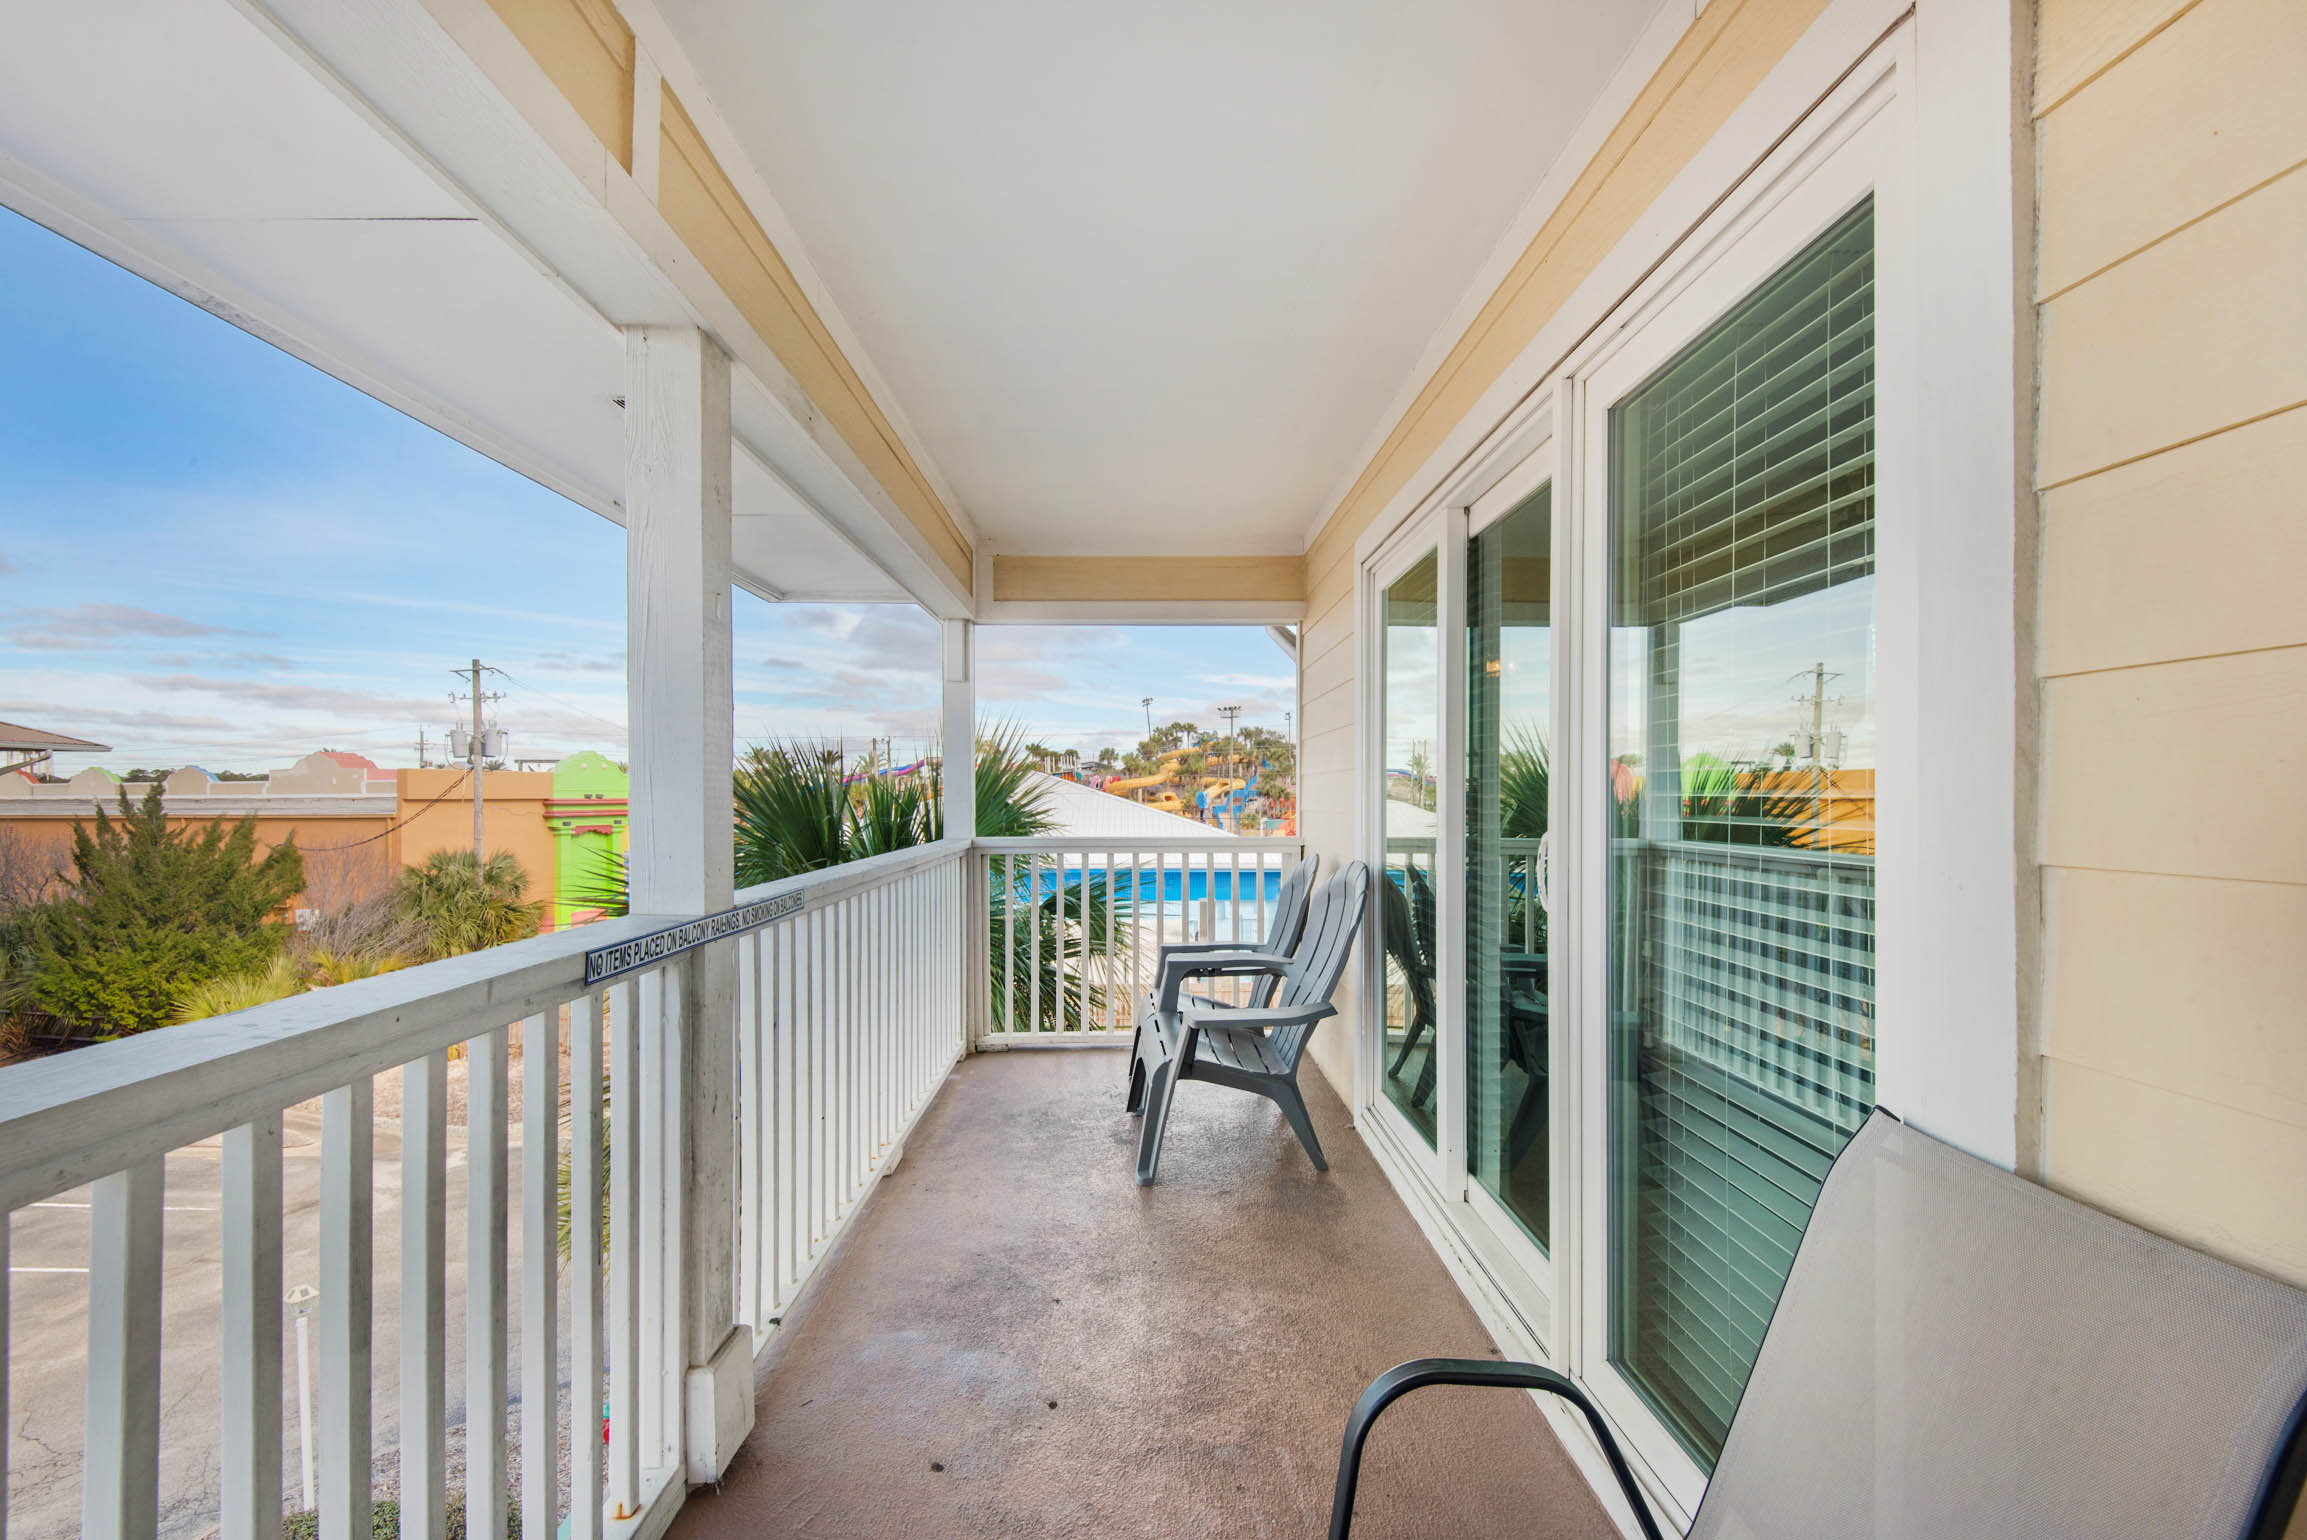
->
[972, 837, 1305, 1040]
[728, 842, 967, 1345]
[0, 839, 971, 1540]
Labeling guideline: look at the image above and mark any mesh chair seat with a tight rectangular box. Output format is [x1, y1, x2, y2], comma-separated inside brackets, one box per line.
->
[1329, 1110, 2307, 1540]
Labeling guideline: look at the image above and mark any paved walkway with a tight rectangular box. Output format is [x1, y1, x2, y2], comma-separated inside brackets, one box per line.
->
[670, 1049, 1612, 1540]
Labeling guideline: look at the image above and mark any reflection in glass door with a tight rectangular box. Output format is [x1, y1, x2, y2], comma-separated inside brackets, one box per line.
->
[1606, 200, 1880, 1463]
[1466, 484, 1552, 1249]
[1378, 551, 1440, 1149]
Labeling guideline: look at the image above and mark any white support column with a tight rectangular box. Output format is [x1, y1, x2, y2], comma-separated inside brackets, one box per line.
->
[622, 324, 751, 1482]
[941, 618, 980, 1047]
[941, 619, 975, 840]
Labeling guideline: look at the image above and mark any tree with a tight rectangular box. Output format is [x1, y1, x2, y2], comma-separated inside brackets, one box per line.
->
[398, 849, 542, 959]
[20, 787, 305, 1037]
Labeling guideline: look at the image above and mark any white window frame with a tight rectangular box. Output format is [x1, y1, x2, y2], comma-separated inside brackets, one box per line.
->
[1357, 509, 1453, 1199]
[1558, 41, 1913, 1512]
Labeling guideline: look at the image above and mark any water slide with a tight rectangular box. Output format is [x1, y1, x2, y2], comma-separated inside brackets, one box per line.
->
[1104, 754, 1183, 794]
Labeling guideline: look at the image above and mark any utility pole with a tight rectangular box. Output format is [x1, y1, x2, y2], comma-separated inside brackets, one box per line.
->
[1793, 661, 1842, 846]
[416, 726, 430, 769]
[469, 659, 486, 864]
[450, 660, 504, 867]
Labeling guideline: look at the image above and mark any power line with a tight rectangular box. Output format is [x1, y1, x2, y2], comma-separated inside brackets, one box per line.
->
[482, 667, 630, 741]
[297, 769, 473, 852]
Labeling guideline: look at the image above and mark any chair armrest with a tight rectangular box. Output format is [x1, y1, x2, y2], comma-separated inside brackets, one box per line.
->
[1179, 1001, 1334, 1034]
[1155, 951, 1288, 1014]
[1156, 940, 1257, 958]
[1327, 1359, 1664, 1540]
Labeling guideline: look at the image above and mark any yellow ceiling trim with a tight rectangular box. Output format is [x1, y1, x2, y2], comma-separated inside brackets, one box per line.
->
[993, 556, 1305, 605]
[1305, 0, 1831, 574]
[483, 0, 635, 171]
[656, 87, 974, 591]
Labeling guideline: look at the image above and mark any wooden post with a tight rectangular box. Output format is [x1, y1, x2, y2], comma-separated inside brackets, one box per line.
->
[941, 619, 975, 841]
[942, 620, 980, 1047]
[622, 325, 751, 1481]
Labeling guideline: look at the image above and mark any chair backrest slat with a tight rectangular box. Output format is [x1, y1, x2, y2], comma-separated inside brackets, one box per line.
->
[1253, 854, 1319, 1007]
[1689, 1109, 2307, 1540]
[1281, 863, 1370, 1010]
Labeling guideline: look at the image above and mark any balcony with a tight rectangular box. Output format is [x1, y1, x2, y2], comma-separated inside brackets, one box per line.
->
[667, 1048, 1608, 1540]
[0, 835, 1617, 1540]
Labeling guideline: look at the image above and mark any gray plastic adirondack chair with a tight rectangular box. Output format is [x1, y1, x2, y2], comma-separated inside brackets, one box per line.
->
[1328, 1107, 2307, 1540]
[1125, 853, 1318, 1086]
[1127, 861, 1370, 1186]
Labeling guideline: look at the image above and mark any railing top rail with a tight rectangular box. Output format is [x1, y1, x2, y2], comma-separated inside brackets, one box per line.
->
[972, 837, 1301, 855]
[734, 837, 969, 909]
[0, 911, 668, 1212]
[0, 838, 978, 1211]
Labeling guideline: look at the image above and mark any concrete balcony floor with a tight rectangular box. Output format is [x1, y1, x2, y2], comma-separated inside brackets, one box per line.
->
[670, 1048, 1613, 1540]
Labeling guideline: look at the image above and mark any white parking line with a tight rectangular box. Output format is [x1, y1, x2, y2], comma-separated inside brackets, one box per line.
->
[11, 1266, 90, 1274]
[26, 1201, 216, 1212]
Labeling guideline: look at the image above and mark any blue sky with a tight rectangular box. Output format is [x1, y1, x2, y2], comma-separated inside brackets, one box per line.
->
[0, 207, 1292, 773]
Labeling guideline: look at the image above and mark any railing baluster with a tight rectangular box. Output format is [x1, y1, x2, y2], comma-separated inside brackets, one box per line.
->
[636, 973, 666, 1468]
[1068, 851, 1083, 1032]
[569, 992, 606, 1540]
[1028, 853, 1043, 1035]
[522, 1010, 561, 1540]
[607, 981, 641, 1518]
[467, 1027, 509, 1540]
[402, 1052, 448, 1540]
[84, 1159, 163, 1540]
[1131, 849, 1146, 1013]
[2, 1207, 10, 1540]
[655, 970, 683, 1467]
[1000, 854, 1015, 1036]
[774, 922, 797, 1306]
[807, 908, 825, 1254]
[738, 932, 763, 1337]
[877, 886, 891, 1135]
[221, 1116, 282, 1540]
[1230, 849, 1244, 1004]
[319, 1081, 373, 1540]
[845, 897, 858, 1198]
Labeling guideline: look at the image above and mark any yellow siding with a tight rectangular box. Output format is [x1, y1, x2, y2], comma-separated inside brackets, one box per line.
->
[2035, 0, 2307, 1289]
[2039, 407, 2307, 675]
[2036, 166, 2307, 488]
[483, 0, 634, 170]
[2035, 0, 2305, 295]
[990, 555, 1302, 605]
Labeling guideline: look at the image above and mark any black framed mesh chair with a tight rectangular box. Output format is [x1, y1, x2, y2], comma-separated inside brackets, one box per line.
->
[1329, 1109, 2307, 1540]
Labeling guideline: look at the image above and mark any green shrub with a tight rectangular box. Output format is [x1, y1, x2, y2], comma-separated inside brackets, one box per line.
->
[173, 956, 305, 1023]
[280, 1492, 519, 1540]
[398, 850, 543, 960]
[21, 788, 304, 1038]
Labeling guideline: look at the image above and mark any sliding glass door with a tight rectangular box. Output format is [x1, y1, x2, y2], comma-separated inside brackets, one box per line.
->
[1377, 546, 1441, 1151]
[1356, 82, 1896, 1514]
[1465, 476, 1554, 1253]
[1602, 199, 1880, 1463]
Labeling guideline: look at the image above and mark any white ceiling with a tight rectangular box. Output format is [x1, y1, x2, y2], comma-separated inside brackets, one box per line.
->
[0, 0, 911, 604]
[654, 0, 1666, 554]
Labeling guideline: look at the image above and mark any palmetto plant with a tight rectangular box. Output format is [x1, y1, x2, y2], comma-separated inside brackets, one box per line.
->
[732, 742, 853, 885]
[398, 849, 543, 959]
[984, 863, 1130, 1031]
[172, 955, 304, 1023]
[1676, 753, 1811, 847]
[570, 722, 1058, 919]
[1498, 724, 1550, 840]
